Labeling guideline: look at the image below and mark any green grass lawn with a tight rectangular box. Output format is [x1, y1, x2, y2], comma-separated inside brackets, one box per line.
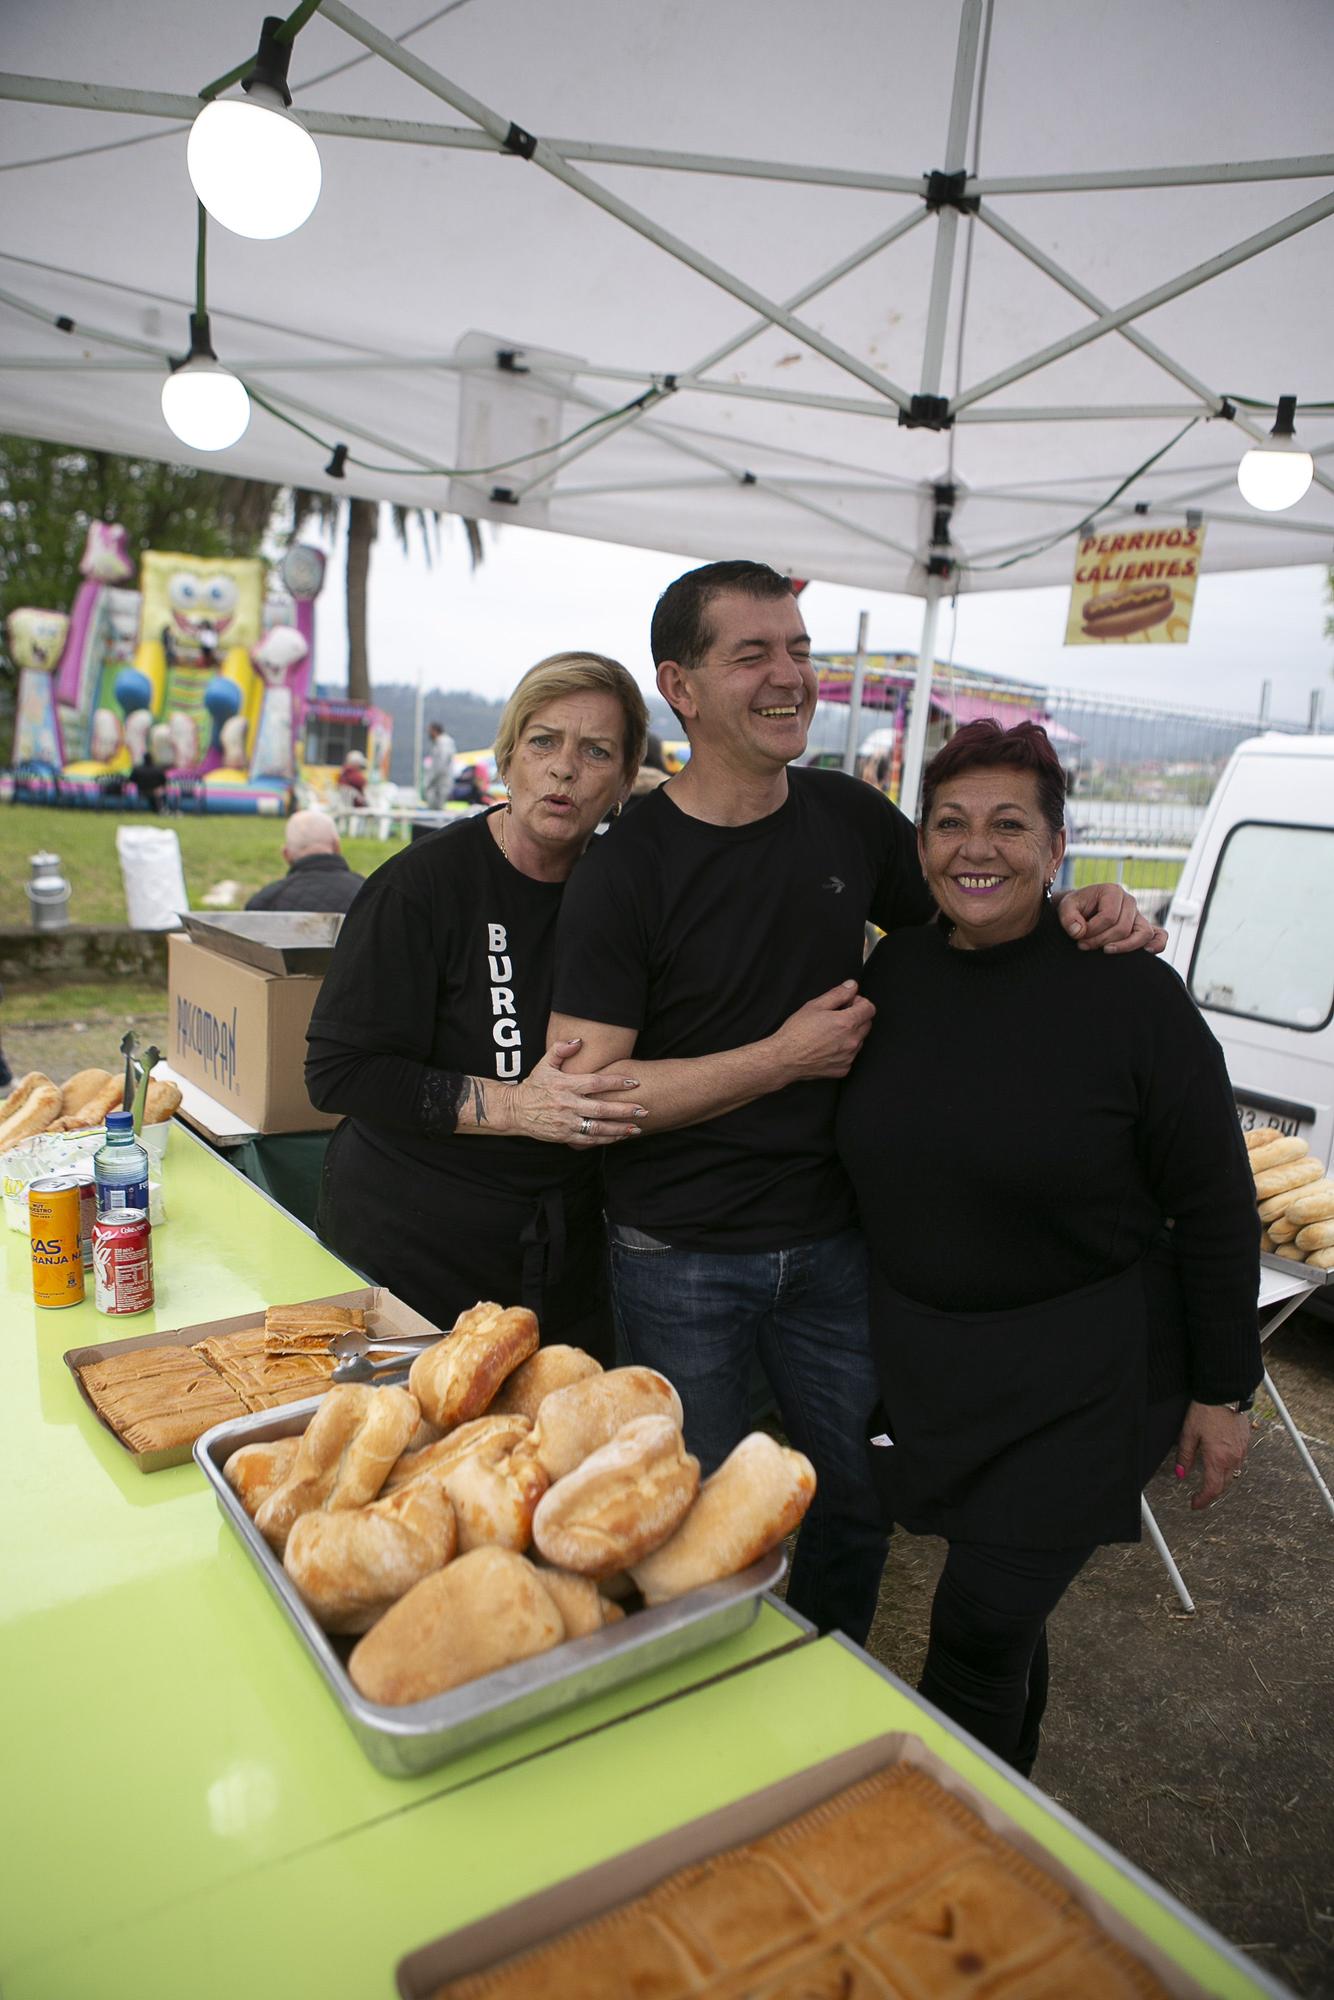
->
[0, 805, 409, 928]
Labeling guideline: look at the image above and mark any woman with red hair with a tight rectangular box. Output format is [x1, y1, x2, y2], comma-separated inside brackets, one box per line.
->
[837, 719, 1260, 1776]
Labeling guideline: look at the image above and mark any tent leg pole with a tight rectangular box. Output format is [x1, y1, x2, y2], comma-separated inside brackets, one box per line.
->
[842, 611, 871, 776]
[898, 577, 944, 820]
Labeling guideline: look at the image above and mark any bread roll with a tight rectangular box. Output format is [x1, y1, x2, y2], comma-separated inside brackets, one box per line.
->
[1253, 1158, 1324, 1200]
[1295, 1219, 1334, 1252]
[59, 1068, 114, 1117]
[144, 1077, 182, 1124]
[1247, 1136, 1309, 1176]
[284, 1479, 457, 1633]
[1257, 1184, 1312, 1223]
[1286, 1181, 1334, 1227]
[66, 1076, 126, 1127]
[527, 1366, 684, 1481]
[0, 1072, 54, 1122]
[1306, 1246, 1334, 1270]
[491, 1344, 603, 1420]
[1268, 1214, 1300, 1244]
[532, 1566, 624, 1637]
[348, 1548, 565, 1705]
[1244, 1126, 1282, 1152]
[408, 1302, 538, 1431]
[223, 1436, 301, 1516]
[254, 1383, 421, 1553]
[440, 1436, 549, 1552]
[532, 1415, 699, 1577]
[631, 1432, 816, 1607]
[1258, 1229, 1276, 1255]
[0, 1080, 62, 1149]
[383, 1413, 532, 1493]
[1275, 1243, 1306, 1261]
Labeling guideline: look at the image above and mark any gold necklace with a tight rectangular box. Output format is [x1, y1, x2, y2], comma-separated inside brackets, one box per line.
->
[497, 803, 511, 860]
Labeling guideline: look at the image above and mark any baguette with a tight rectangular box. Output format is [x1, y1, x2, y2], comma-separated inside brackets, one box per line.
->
[1252, 1158, 1324, 1201]
[631, 1432, 816, 1607]
[490, 1344, 603, 1420]
[1247, 1136, 1309, 1177]
[348, 1548, 565, 1705]
[1285, 1181, 1334, 1228]
[526, 1365, 684, 1482]
[59, 1068, 114, 1117]
[531, 1415, 699, 1577]
[0, 1072, 54, 1122]
[1268, 1214, 1300, 1244]
[408, 1302, 538, 1431]
[0, 1081, 62, 1150]
[284, 1479, 457, 1634]
[1275, 1243, 1306, 1261]
[1243, 1126, 1281, 1152]
[69, 1076, 128, 1127]
[1306, 1246, 1334, 1270]
[1294, 1219, 1334, 1253]
[254, 1383, 421, 1553]
[1257, 1184, 1314, 1224]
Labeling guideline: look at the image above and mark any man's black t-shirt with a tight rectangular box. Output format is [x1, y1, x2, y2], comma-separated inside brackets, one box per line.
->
[307, 810, 594, 1205]
[551, 768, 931, 1251]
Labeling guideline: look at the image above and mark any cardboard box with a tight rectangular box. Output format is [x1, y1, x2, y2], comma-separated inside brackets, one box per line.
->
[65, 1284, 442, 1473]
[168, 931, 339, 1133]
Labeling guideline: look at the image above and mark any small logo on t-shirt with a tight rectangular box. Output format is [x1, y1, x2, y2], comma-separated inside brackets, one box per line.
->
[822, 875, 846, 894]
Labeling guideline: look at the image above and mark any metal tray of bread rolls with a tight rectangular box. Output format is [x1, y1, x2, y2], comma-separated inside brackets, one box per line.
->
[194, 1399, 786, 1778]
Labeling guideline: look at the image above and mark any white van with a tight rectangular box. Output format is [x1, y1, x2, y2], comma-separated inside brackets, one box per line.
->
[1163, 733, 1334, 1173]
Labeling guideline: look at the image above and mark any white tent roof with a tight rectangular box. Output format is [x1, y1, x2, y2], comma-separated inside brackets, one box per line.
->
[3, 0, 1333, 595]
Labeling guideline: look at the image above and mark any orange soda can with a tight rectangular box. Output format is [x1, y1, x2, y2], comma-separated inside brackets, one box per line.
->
[29, 1176, 87, 1308]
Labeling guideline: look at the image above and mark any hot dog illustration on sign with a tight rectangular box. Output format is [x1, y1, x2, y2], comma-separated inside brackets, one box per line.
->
[488, 924, 521, 1078]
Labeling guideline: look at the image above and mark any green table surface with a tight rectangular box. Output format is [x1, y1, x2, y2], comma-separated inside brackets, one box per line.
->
[2, 1128, 1274, 1999]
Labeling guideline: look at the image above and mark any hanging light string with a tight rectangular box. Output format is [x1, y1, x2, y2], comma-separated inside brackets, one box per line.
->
[197, 0, 325, 104]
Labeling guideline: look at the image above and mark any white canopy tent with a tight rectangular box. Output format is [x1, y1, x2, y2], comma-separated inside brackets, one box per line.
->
[3, 0, 1333, 802]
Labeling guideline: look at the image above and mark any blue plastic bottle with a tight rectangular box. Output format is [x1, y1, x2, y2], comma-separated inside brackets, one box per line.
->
[94, 1110, 150, 1217]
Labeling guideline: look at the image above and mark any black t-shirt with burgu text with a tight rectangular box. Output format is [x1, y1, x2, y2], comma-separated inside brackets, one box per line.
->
[306, 808, 598, 1210]
[551, 768, 933, 1251]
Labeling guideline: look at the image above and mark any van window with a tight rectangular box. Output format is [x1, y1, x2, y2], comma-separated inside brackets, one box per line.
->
[1189, 821, 1334, 1032]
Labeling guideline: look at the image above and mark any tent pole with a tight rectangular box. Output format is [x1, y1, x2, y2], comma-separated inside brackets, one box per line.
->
[898, 576, 945, 822]
[842, 612, 871, 776]
[920, 0, 982, 395]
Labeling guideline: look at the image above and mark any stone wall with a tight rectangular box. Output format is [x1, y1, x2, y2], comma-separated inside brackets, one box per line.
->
[0, 926, 169, 987]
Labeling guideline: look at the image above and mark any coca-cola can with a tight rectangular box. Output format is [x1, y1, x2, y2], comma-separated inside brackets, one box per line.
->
[93, 1209, 155, 1316]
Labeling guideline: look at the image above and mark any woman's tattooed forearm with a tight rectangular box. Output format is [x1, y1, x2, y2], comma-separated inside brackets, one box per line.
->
[471, 1078, 488, 1125]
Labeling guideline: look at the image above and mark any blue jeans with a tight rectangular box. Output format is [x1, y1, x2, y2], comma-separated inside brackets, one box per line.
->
[608, 1225, 888, 1645]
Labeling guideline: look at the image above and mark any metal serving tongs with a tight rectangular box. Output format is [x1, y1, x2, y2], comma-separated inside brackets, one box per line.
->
[328, 1326, 432, 1386]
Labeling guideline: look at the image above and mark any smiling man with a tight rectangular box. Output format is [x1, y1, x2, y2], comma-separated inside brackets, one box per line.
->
[549, 559, 1159, 1643]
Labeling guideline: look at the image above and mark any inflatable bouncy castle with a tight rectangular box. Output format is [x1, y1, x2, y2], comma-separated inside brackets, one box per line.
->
[5, 531, 389, 814]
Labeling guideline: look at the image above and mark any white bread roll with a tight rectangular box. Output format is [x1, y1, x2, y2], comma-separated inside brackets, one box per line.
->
[527, 1366, 683, 1481]
[348, 1548, 565, 1705]
[532, 1566, 624, 1637]
[532, 1415, 699, 1577]
[439, 1436, 549, 1552]
[383, 1413, 531, 1493]
[1286, 1181, 1334, 1228]
[1253, 1158, 1324, 1201]
[1268, 1214, 1301, 1244]
[284, 1479, 456, 1633]
[1306, 1246, 1334, 1270]
[1243, 1127, 1282, 1152]
[407, 1302, 538, 1431]
[223, 1436, 300, 1517]
[1294, 1219, 1334, 1252]
[491, 1344, 603, 1420]
[1248, 1137, 1309, 1177]
[631, 1432, 816, 1607]
[254, 1383, 421, 1554]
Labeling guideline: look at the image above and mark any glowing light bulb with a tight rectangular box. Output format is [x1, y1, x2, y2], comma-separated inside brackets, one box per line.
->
[1236, 398, 1315, 513]
[161, 317, 250, 452]
[187, 84, 321, 240]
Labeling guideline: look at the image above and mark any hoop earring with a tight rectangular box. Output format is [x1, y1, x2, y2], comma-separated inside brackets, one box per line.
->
[608, 800, 622, 819]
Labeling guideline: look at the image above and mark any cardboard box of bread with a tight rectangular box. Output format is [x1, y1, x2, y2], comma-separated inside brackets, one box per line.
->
[203, 1301, 814, 1718]
[66, 1288, 440, 1473]
[1248, 1128, 1334, 1271]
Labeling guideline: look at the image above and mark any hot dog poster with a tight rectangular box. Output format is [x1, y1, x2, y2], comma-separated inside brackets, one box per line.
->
[1064, 523, 1205, 645]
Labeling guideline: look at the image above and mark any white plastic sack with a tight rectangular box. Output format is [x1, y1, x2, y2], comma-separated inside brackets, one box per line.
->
[116, 826, 188, 930]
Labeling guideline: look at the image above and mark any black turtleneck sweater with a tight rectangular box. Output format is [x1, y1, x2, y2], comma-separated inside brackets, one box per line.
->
[835, 904, 1261, 1405]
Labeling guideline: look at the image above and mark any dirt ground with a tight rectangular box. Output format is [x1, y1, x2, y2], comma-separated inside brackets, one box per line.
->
[7, 1016, 1333, 1993]
[861, 1305, 1334, 1999]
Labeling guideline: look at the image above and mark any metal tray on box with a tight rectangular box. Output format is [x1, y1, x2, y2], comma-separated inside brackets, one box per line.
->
[194, 1401, 784, 1778]
[180, 911, 344, 974]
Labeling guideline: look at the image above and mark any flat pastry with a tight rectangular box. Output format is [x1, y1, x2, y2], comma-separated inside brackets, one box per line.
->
[263, 1301, 366, 1354]
[428, 1765, 1172, 1998]
[194, 1325, 337, 1410]
[79, 1344, 246, 1454]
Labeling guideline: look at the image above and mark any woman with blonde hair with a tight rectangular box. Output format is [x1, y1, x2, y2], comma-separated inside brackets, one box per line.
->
[307, 652, 650, 1353]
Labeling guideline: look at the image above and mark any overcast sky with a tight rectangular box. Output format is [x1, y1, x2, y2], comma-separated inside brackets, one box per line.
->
[308, 518, 1333, 729]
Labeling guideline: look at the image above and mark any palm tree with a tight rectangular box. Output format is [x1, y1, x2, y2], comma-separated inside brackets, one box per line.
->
[289, 491, 483, 706]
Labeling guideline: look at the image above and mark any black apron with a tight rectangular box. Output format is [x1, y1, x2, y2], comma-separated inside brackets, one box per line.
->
[867, 1260, 1150, 1549]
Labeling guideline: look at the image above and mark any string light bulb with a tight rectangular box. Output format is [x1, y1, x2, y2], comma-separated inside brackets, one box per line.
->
[1237, 397, 1315, 513]
[161, 313, 251, 452]
[187, 16, 321, 240]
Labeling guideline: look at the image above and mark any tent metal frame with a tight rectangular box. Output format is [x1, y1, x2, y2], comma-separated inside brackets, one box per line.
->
[2, 0, 1332, 805]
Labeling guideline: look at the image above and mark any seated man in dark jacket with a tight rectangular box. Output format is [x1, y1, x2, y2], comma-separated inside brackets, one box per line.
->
[246, 811, 366, 914]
